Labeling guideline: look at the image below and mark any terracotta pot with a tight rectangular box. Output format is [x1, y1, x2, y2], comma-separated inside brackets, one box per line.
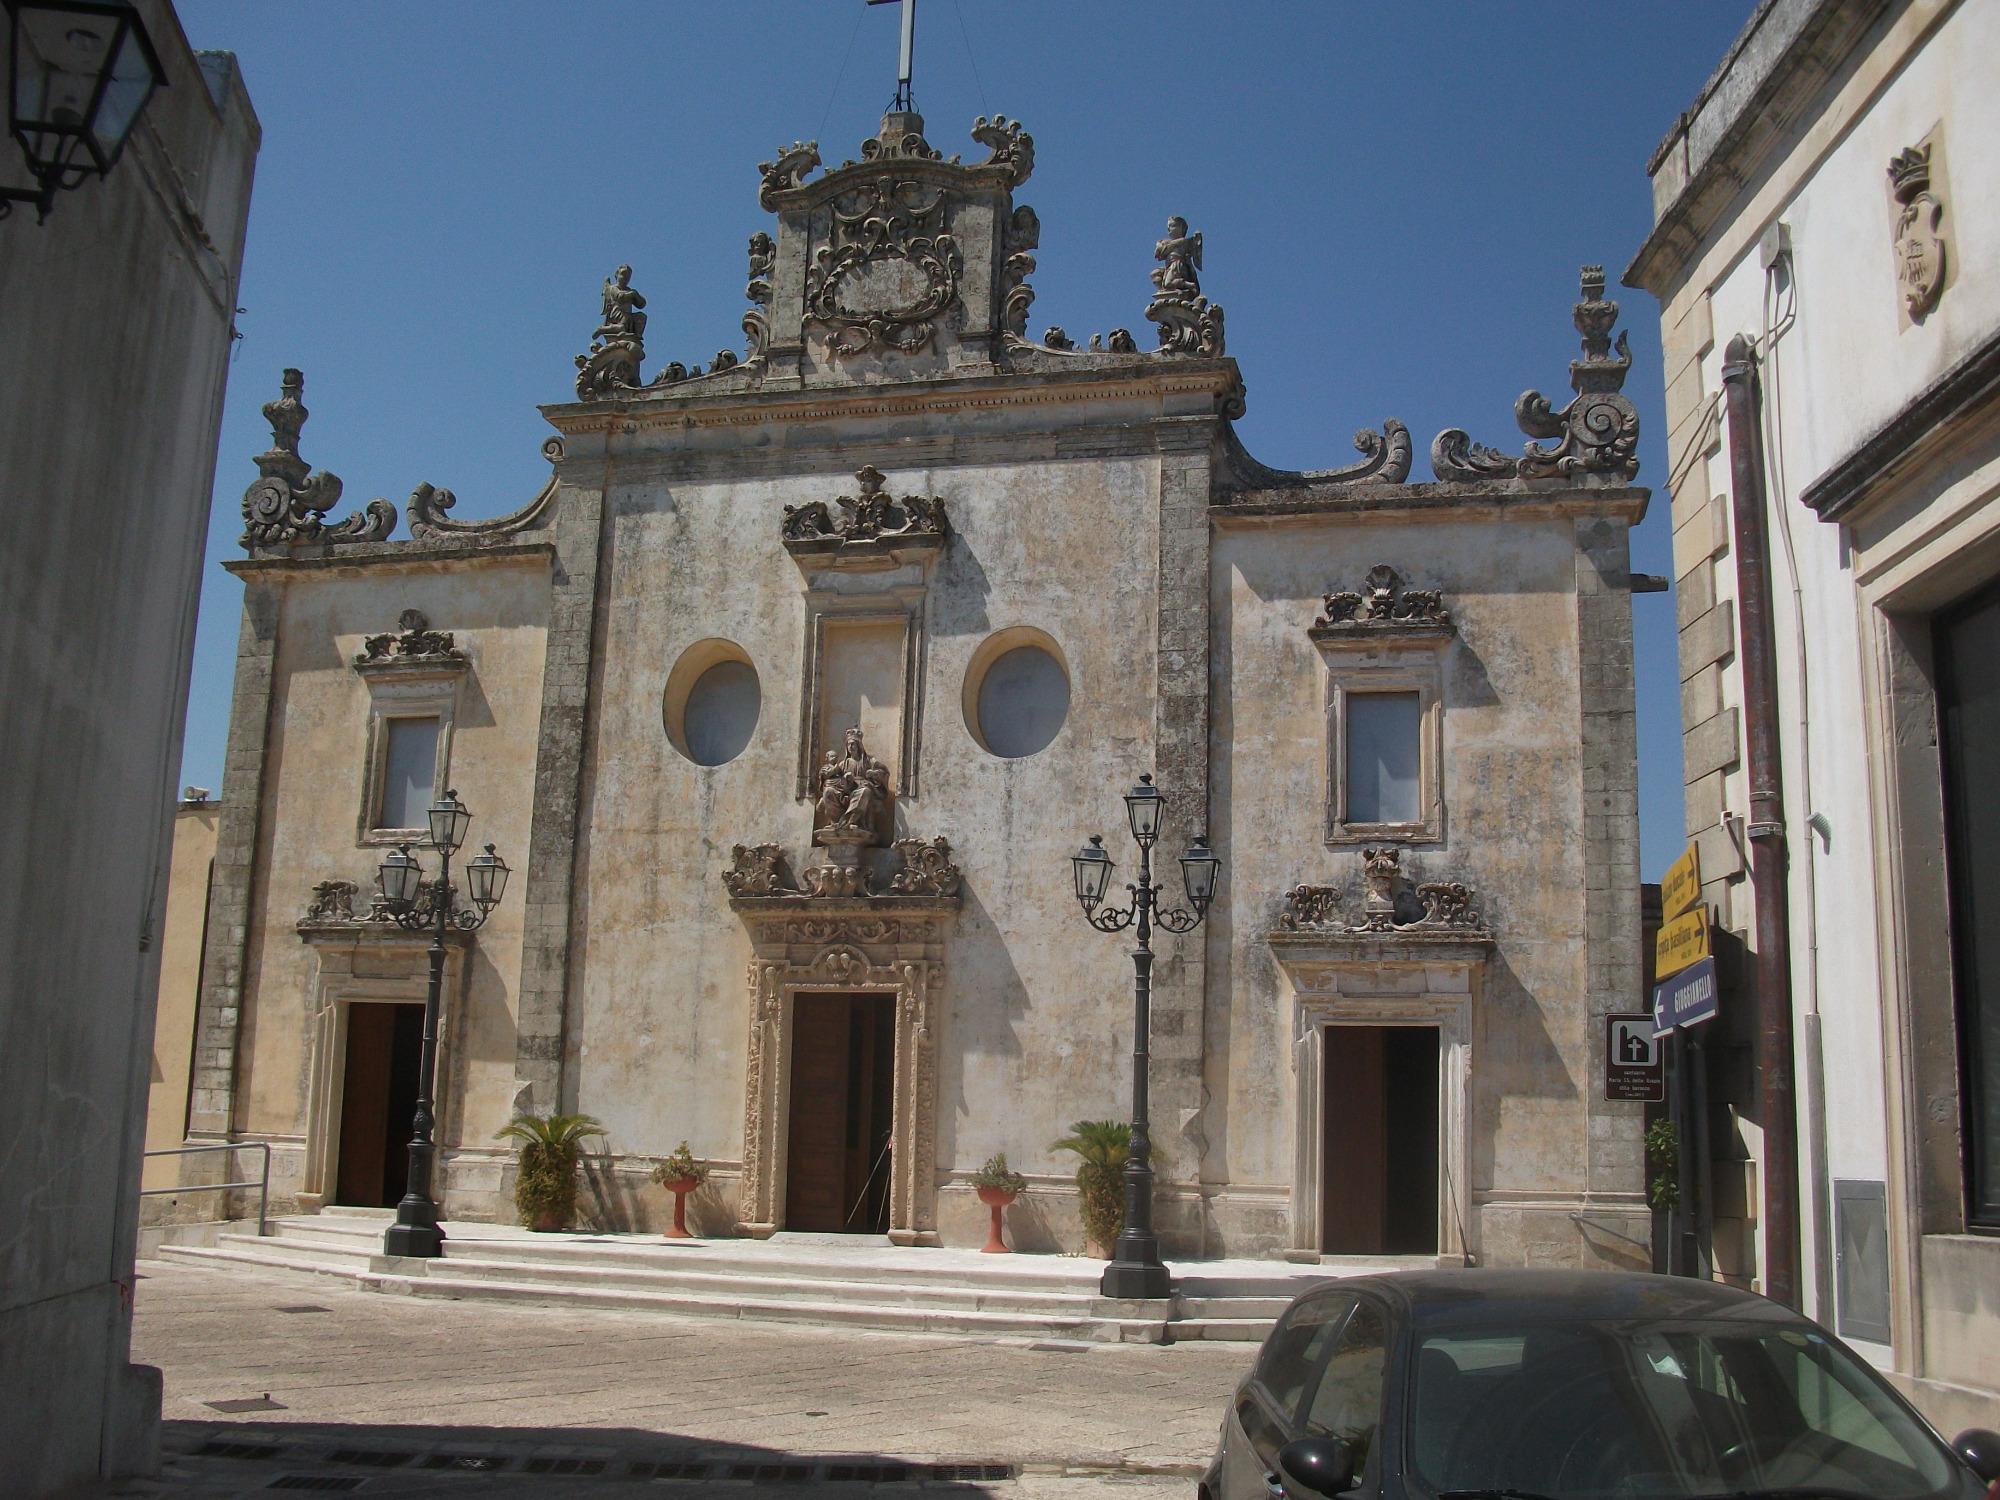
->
[531, 1209, 567, 1232]
[661, 1176, 699, 1239]
[975, 1185, 1018, 1253]
[1084, 1234, 1113, 1260]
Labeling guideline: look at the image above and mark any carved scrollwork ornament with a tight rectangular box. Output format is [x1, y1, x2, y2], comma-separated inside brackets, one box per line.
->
[1000, 204, 1040, 337]
[1276, 848, 1487, 936]
[1314, 565, 1451, 630]
[781, 465, 948, 547]
[970, 114, 1035, 185]
[723, 844, 797, 897]
[1429, 265, 1640, 483]
[805, 174, 964, 355]
[357, 609, 465, 666]
[757, 140, 821, 208]
[888, 837, 961, 897]
[240, 369, 395, 549]
[742, 230, 776, 358]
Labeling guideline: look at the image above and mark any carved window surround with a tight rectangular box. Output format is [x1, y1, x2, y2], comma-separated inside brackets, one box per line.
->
[1267, 932, 1491, 1265]
[725, 897, 958, 1245]
[794, 588, 928, 800]
[353, 611, 469, 849]
[293, 923, 471, 1213]
[1311, 569, 1454, 846]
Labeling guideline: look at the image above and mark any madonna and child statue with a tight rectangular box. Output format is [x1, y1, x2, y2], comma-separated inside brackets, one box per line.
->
[813, 726, 891, 849]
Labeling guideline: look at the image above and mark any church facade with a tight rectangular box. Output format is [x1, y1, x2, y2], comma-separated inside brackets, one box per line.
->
[162, 109, 1653, 1266]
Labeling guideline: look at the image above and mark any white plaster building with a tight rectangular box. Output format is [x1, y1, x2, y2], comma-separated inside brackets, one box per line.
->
[0, 3, 258, 1489]
[154, 107, 1655, 1274]
[1627, 0, 2000, 1430]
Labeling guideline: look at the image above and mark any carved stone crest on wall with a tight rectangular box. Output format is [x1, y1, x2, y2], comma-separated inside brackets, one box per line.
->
[805, 170, 964, 355]
[240, 369, 396, 549]
[1889, 144, 1946, 320]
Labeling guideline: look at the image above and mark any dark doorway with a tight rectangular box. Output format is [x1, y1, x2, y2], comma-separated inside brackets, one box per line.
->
[1322, 1025, 1440, 1255]
[335, 1002, 423, 1208]
[785, 992, 895, 1233]
[1938, 583, 2000, 1228]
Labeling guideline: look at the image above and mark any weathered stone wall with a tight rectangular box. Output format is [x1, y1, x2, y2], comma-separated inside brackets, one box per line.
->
[222, 557, 550, 1210]
[142, 803, 219, 1211]
[1212, 503, 1648, 1264]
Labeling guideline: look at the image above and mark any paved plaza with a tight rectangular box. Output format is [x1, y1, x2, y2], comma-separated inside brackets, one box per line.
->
[119, 1259, 1254, 1496]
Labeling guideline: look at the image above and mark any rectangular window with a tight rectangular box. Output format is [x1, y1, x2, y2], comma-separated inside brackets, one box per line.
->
[1345, 691, 1421, 825]
[375, 716, 439, 830]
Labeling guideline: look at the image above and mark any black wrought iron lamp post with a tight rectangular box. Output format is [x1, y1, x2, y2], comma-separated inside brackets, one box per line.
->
[1070, 774, 1221, 1299]
[374, 790, 510, 1258]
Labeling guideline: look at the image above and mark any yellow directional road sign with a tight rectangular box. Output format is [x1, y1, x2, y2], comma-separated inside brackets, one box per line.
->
[1661, 843, 1702, 921]
[1655, 905, 1711, 980]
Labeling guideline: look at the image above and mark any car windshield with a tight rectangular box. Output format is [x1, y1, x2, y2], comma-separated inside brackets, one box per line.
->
[1405, 1315, 1967, 1500]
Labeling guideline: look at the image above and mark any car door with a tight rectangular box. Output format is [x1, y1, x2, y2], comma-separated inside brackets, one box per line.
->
[1221, 1292, 1361, 1500]
[1296, 1295, 1392, 1493]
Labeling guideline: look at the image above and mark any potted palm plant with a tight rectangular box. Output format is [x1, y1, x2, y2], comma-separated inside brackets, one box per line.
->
[494, 1111, 606, 1231]
[650, 1140, 708, 1239]
[1051, 1120, 1130, 1258]
[969, 1153, 1028, 1254]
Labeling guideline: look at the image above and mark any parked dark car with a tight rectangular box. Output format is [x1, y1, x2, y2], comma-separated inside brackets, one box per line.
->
[1201, 1269, 2000, 1500]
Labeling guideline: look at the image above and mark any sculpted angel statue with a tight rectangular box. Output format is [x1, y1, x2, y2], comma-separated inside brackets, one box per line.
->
[594, 264, 648, 345]
[1151, 216, 1203, 301]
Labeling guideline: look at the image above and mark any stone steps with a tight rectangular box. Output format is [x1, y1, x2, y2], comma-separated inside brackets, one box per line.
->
[154, 1211, 1327, 1344]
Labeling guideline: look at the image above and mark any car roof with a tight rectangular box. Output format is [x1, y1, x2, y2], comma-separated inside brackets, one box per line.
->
[1295, 1268, 1802, 1328]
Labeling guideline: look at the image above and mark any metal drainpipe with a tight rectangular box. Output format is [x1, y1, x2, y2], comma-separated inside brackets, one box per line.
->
[1720, 334, 1803, 1308]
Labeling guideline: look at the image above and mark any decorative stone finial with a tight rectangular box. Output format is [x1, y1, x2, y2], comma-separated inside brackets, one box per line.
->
[1888, 144, 1945, 319]
[1146, 216, 1226, 356]
[574, 264, 648, 398]
[239, 369, 395, 549]
[1430, 265, 1639, 483]
[970, 115, 1034, 186]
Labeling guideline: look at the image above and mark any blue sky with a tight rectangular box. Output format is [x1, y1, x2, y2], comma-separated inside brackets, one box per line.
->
[174, 1, 1751, 881]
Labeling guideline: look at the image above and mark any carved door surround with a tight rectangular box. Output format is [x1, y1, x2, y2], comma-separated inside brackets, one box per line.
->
[295, 923, 470, 1213]
[731, 899, 955, 1244]
[1269, 930, 1490, 1265]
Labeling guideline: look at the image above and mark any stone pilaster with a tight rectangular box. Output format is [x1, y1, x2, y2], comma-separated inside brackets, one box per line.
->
[1576, 514, 1650, 1241]
[510, 479, 607, 1111]
[1151, 416, 1217, 1253]
[186, 582, 281, 1139]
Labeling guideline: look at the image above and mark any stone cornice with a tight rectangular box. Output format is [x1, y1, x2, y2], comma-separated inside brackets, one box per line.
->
[225, 539, 555, 579]
[1625, 0, 1896, 295]
[1800, 327, 2000, 523]
[1266, 931, 1495, 965]
[539, 359, 1241, 439]
[1213, 484, 1649, 526]
[724, 894, 962, 918]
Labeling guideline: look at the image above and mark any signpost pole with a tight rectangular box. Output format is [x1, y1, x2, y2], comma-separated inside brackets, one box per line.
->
[1671, 1031, 1698, 1276]
[1690, 1026, 1713, 1278]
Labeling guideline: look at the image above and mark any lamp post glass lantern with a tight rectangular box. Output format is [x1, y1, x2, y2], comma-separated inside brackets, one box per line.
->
[3, 0, 165, 220]
[373, 790, 509, 1258]
[1069, 773, 1221, 1298]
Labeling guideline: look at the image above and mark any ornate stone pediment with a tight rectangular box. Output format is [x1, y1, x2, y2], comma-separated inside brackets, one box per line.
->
[781, 465, 947, 571]
[1431, 266, 1639, 484]
[353, 609, 469, 677]
[1310, 566, 1453, 646]
[296, 877, 472, 944]
[1271, 847, 1491, 945]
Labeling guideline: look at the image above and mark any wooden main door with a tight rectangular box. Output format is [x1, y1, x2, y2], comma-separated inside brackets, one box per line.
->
[784, 992, 895, 1232]
[1321, 1024, 1439, 1255]
[335, 1002, 423, 1208]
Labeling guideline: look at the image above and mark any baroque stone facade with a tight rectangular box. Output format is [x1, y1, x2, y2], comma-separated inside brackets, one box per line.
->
[157, 107, 1650, 1269]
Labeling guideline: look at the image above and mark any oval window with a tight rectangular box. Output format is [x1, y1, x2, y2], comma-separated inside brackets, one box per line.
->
[665, 642, 760, 767]
[974, 643, 1069, 758]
